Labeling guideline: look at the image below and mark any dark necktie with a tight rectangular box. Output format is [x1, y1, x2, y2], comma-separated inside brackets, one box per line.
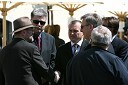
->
[73, 44, 79, 56]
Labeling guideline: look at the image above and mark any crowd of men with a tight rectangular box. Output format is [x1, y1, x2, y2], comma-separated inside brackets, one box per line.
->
[0, 8, 128, 85]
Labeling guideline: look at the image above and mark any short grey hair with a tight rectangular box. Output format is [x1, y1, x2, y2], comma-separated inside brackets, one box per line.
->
[81, 13, 102, 28]
[31, 8, 47, 18]
[68, 20, 81, 28]
[91, 25, 112, 46]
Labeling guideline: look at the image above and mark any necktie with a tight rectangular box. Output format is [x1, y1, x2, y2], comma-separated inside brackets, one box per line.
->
[73, 44, 79, 55]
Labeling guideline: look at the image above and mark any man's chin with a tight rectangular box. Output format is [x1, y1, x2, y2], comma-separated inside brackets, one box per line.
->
[35, 32, 41, 36]
[71, 39, 77, 43]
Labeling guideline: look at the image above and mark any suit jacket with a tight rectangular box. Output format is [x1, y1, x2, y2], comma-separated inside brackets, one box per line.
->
[111, 36, 128, 69]
[0, 38, 54, 85]
[33, 32, 56, 69]
[0, 47, 2, 52]
[55, 40, 89, 85]
[66, 46, 128, 85]
[54, 37, 65, 50]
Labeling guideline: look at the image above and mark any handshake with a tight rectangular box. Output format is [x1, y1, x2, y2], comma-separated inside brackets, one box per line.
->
[54, 71, 60, 83]
[41, 70, 60, 84]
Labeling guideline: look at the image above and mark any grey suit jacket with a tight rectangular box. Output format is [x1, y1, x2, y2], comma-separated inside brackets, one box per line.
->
[33, 32, 56, 69]
[0, 38, 54, 85]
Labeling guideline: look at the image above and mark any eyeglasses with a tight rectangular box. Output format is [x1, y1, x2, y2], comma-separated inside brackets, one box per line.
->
[32, 20, 46, 25]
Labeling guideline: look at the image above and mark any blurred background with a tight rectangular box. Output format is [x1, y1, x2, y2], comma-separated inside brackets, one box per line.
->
[0, 0, 128, 47]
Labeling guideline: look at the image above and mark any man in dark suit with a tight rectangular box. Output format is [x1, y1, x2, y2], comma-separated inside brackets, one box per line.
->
[0, 17, 58, 85]
[30, 8, 57, 85]
[54, 20, 89, 85]
[66, 25, 128, 85]
[102, 17, 128, 69]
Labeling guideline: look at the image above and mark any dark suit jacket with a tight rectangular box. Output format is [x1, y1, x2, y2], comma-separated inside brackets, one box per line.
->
[66, 46, 128, 85]
[0, 47, 2, 52]
[33, 32, 56, 69]
[111, 36, 128, 68]
[55, 40, 89, 85]
[54, 37, 65, 50]
[0, 38, 54, 85]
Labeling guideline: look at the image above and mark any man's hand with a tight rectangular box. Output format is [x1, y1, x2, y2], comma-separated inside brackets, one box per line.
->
[54, 71, 60, 83]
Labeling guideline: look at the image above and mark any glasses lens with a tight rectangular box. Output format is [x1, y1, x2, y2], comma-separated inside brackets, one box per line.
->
[40, 21, 46, 25]
[33, 20, 39, 24]
[32, 20, 46, 25]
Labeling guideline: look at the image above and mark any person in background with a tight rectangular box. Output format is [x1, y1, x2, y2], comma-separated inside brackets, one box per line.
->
[66, 25, 128, 85]
[0, 17, 59, 85]
[80, 13, 115, 54]
[54, 20, 88, 85]
[81, 13, 102, 42]
[123, 26, 128, 43]
[31, 8, 57, 85]
[102, 17, 128, 69]
[49, 24, 65, 50]
[44, 25, 51, 33]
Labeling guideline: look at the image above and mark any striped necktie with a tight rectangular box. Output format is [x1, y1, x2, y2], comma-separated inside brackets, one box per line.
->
[73, 44, 79, 56]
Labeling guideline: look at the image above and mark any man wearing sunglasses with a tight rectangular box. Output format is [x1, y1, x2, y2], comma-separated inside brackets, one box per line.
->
[31, 8, 57, 85]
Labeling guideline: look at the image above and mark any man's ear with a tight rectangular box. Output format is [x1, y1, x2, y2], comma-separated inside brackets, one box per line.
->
[89, 24, 94, 31]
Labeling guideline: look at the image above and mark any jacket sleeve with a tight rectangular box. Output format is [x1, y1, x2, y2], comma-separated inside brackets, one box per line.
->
[32, 46, 55, 82]
[113, 57, 128, 85]
[50, 37, 57, 69]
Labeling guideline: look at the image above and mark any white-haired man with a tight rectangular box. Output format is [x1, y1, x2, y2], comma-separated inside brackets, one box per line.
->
[66, 25, 128, 85]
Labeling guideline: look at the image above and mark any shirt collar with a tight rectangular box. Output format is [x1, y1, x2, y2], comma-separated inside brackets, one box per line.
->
[112, 34, 117, 41]
[71, 38, 83, 47]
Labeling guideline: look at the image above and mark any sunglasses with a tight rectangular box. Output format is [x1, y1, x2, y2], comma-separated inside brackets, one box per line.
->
[32, 20, 46, 25]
